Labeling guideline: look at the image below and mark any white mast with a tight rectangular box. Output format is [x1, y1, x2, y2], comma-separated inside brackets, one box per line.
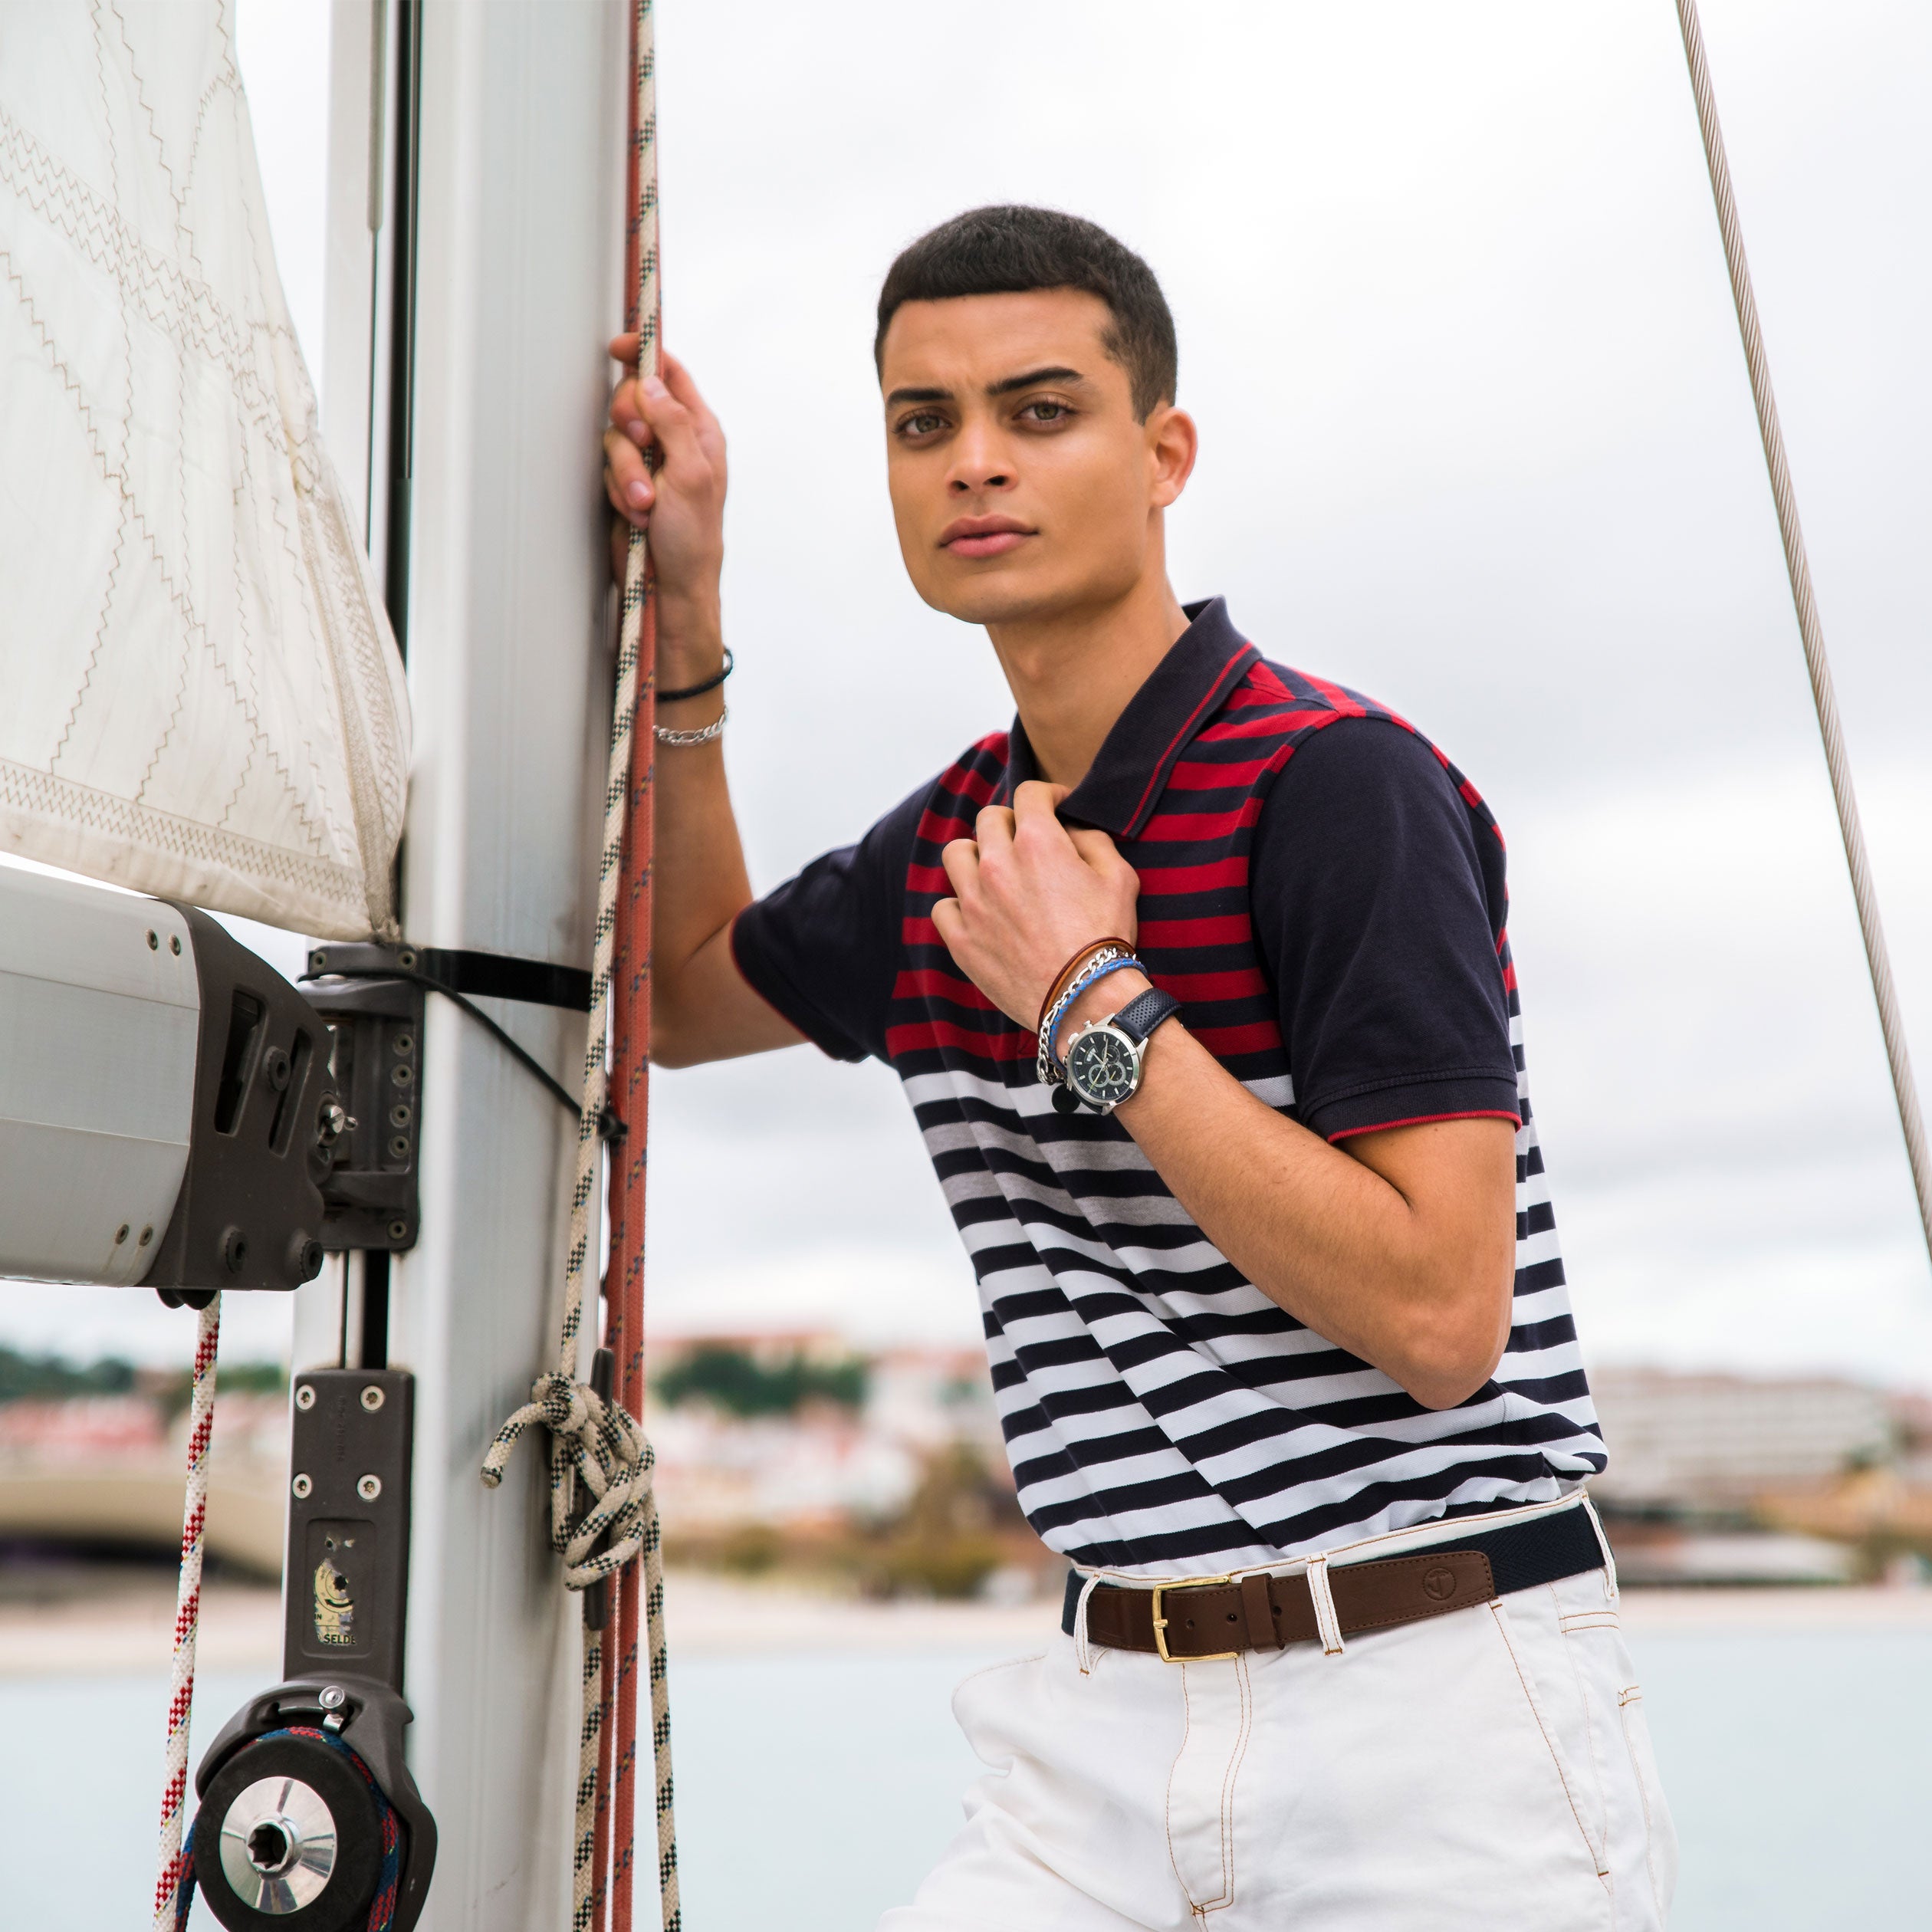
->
[305, 5, 630, 1924]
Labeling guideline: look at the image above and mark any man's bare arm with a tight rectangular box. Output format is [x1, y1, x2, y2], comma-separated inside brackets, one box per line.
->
[603, 339, 803, 1066]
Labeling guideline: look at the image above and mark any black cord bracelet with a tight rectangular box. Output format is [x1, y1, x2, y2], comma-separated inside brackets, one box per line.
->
[658, 645, 733, 703]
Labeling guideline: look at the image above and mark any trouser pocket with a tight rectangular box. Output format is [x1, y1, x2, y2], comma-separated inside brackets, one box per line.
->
[1489, 1596, 1612, 1885]
[1618, 1684, 1679, 1921]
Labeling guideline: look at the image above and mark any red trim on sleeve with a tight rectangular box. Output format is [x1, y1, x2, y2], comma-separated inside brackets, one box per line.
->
[1326, 1108, 1522, 1144]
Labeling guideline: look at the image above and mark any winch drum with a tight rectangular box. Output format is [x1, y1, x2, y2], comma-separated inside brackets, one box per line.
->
[192, 1733, 382, 1931]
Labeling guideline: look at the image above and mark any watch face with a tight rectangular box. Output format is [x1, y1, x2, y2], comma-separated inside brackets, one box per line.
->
[1065, 1024, 1139, 1111]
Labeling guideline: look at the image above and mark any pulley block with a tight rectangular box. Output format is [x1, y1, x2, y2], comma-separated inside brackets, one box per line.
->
[191, 1681, 434, 1932]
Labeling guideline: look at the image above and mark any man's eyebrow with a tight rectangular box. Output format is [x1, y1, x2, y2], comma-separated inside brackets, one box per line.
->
[987, 365, 1087, 396]
[883, 366, 1092, 409]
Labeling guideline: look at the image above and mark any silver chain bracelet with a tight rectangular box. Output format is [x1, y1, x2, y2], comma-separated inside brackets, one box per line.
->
[655, 705, 726, 748]
[1035, 946, 1128, 1086]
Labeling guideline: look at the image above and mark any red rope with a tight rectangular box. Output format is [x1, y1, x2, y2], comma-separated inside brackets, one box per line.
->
[606, 584, 654, 1932]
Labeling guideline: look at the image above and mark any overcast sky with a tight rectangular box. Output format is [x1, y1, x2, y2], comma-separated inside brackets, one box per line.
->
[8, 0, 1931, 1389]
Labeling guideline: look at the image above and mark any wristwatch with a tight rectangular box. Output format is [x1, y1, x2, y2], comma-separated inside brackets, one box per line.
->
[1053, 987, 1183, 1115]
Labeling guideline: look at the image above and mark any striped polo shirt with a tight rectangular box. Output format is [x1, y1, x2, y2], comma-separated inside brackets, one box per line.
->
[734, 598, 1605, 1576]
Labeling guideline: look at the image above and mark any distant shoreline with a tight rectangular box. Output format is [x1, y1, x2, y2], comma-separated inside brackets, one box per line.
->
[4, 1569, 1931, 1678]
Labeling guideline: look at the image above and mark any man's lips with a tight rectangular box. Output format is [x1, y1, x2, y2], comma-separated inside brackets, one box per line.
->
[939, 515, 1035, 560]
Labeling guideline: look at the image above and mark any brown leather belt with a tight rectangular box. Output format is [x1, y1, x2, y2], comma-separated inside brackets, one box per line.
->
[1065, 1501, 1604, 1661]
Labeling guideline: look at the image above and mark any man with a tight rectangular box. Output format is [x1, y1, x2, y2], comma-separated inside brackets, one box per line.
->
[603, 206, 1676, 1929]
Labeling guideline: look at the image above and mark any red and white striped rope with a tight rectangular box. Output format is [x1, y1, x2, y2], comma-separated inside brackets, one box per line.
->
[152, 1295, 222, 1930]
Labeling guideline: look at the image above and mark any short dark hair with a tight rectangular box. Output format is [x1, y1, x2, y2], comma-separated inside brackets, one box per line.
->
[874, 205, 1177, 420]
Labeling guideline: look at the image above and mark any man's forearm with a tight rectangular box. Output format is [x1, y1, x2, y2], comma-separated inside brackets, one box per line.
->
[1075, 979, 1518, 1409]
[647, 593, 753, 1060]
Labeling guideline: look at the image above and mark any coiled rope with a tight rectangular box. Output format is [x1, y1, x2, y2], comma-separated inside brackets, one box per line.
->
[1674, 0, 1932, 1263]
[152, 1296, 222, 1932]
[481, 5, 675, 1930]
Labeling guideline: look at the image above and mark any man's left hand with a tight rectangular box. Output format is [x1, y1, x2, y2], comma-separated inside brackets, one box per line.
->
[932, 781, 1141, 1029]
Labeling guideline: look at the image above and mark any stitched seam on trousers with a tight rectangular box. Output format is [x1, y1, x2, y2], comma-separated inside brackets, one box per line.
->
[1552, 1585, 1611, 1875]
[1489, 1600, 1610, 1880]
[1620, 1688, 1666, 1921]
[1559, 1610, 1622, 1633]
[1164, 1658, 1193, 1902]
[1200, 1657, 1252, 1915]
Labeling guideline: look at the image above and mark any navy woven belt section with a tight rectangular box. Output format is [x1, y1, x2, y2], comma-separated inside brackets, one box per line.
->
[1060, 1502, 1605, 1659]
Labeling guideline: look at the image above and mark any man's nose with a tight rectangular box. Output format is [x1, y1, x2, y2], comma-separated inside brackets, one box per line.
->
[948, 420, 1014, 494]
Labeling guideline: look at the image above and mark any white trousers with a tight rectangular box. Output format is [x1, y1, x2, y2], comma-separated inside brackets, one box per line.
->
[882, 1516, 1677, 1930]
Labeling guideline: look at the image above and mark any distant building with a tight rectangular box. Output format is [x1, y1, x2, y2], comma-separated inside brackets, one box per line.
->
[647, 1333, 1004, 1535]
[1591, 1368, 1895, 1508]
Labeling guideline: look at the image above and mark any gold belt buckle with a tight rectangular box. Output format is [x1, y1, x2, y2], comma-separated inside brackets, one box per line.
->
[1149, 1574, 1237, 1663]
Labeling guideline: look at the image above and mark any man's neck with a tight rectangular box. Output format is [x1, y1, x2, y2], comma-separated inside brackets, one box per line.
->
[985, 569, 1191, 790]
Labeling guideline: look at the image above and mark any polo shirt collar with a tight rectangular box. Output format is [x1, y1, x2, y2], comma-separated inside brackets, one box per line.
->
[1002, 597, 1259, 839]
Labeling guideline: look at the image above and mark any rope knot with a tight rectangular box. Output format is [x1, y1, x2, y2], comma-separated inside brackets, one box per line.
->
[480, 1367, 655, 1590]
[532, 1371, 589, 1432]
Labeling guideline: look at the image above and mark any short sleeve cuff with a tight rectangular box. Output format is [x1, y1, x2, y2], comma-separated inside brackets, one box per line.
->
[1301, 1069, 1523, 1143]
[729, 905, 870, 1063]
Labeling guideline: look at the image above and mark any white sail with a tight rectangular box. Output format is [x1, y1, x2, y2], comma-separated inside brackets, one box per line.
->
[0, 1, 409, 941]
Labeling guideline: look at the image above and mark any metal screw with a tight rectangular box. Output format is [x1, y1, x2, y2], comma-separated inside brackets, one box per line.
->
[317, 1684, 347, 1710]
[292, 1474, 313, 1499]
[114, 1224, 130, 1245]
[317, 1099, 348, 1142]
[360, 1385, 385, 1413]
[392, 1032, 415, 1056]
[296, 1385, 317, 1411]
[387, 1218, 409, 1243]
[356, 1474, 382, 1501]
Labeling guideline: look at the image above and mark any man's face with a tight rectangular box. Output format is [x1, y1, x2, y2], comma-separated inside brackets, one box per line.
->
[879, 289, 1193, 629]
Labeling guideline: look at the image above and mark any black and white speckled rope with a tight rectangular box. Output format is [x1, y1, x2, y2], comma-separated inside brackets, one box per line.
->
[480, 5, 674, 1929]
[1674, 0, 1932, 1263]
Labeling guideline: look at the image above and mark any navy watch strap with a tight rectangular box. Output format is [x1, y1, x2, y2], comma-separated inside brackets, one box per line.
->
[1112, 987, 1181, 1047]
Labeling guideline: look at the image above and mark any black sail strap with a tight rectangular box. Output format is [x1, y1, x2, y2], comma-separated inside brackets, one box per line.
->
[302, 942, 618, 1135]
[306, 941, 591, 1011]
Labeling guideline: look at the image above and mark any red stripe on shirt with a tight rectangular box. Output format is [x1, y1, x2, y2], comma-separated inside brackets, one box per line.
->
[1326, 1108, 1522, 1143]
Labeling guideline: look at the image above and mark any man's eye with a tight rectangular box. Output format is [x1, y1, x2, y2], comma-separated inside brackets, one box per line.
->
[899, 411, 946, 438]
[1020, 400, 1069, 423]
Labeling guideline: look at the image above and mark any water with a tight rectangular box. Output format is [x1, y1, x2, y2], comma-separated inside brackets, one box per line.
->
[3, 1628, 1927, 1927]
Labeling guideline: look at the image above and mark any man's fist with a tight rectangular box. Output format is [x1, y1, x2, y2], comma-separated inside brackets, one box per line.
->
[603, 340, 727, 628]
[931, 781, 1141, 1032]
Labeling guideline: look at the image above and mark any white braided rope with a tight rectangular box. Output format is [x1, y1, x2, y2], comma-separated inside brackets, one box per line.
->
[152, 1296, 221, 1930]
[480, 5, 672, 1928]
[1674, 0, 1932, 1264]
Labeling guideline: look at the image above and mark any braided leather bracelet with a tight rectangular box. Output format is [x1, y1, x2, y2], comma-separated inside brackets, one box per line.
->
[1036, 947, 1138, 1086]
[1037, 935, 1139, 1034]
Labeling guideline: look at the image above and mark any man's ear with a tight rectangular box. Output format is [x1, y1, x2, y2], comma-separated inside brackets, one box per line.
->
[1148, 404, 1198, 509]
